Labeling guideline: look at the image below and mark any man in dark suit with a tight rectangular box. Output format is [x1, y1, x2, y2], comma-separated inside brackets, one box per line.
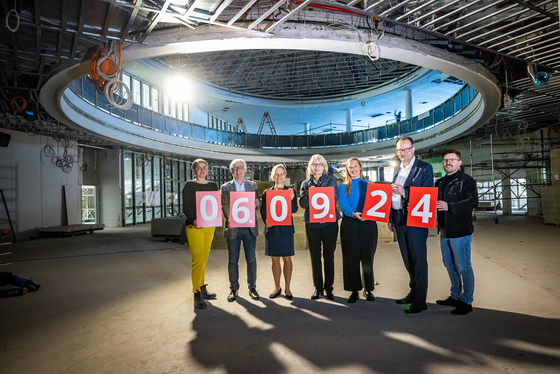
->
[388, 136, 434, 314]
[221, 158, 260, 302]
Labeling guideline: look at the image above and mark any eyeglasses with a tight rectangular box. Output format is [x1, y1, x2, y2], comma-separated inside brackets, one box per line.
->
[443, 158, 459, 164]
[396, 147, 413, 154]
[312, 163, 324, 168]
[232, 165, 245, 172]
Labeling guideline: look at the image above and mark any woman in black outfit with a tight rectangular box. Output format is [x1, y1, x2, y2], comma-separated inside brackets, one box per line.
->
[182, 158, 218, 309]
[299, 154, 341, 301]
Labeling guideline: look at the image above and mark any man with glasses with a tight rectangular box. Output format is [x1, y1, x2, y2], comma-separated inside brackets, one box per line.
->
[222, 158, 261, 302]
[388, 136, 434, 313]
[435, 149, 478, 315]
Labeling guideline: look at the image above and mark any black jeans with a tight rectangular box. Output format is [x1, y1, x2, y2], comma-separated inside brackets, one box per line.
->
[340, 217, 378, 292]
[305, 222, 338, 292]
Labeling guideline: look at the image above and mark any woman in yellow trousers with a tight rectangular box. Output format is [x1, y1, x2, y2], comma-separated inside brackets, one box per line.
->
[182, 159, 218, 309]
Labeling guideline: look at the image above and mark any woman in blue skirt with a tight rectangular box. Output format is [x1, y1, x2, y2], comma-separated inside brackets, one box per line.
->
[260, 164, 298, 299]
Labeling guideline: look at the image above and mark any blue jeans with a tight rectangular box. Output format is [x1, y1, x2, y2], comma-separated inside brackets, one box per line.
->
[227, 228, 257, 290]
[440, 235, 475, 304]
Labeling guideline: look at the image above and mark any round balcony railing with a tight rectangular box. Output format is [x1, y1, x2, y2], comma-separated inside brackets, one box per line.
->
[68, 76, 478, 150]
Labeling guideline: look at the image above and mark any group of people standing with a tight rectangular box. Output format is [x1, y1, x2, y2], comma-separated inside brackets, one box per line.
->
[182, 136, 478, 317]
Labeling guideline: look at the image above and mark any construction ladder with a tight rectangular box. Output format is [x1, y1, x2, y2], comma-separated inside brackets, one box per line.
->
[256, 112, 277, 136]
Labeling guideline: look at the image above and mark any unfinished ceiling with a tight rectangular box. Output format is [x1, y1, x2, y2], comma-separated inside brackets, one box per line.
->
[1, 0, 559, 146]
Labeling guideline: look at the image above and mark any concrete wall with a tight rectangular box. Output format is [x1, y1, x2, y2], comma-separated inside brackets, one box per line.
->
[0, 130, 81, 240]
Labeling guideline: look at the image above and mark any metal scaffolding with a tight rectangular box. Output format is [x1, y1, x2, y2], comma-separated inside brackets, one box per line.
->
[469, 132, 554, 223]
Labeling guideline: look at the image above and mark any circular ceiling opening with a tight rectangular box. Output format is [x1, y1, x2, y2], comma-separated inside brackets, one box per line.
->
[151, 50, 417, 101]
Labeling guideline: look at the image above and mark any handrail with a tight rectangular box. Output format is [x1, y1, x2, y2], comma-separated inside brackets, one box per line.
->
[67, 76, 477, 149]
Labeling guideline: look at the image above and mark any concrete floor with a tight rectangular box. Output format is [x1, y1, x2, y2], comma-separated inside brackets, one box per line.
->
[1, 214, 559, 374]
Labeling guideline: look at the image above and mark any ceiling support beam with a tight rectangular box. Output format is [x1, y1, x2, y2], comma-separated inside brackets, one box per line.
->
[266, 0, 312, 34]
[247, 0, 286, 30]
[102, 2, 116, 38]
[121, 0, 143, 39]
[138, 0, 172, 43]
[227, 0, 258, 26]
[210, 0, 234, 23]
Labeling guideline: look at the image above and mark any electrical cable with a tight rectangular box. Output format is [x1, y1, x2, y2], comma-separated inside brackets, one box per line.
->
[5, 1, 19, 33]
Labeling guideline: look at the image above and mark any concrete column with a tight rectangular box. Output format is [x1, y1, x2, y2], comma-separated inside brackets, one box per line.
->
[303, 123, 310, 135]
[501, 172, 512, 215]
[404, 89, 413, 119]
[346, 109, 352, 132]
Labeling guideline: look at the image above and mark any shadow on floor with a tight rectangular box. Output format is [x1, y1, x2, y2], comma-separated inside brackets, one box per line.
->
[190, 297, 560, 373]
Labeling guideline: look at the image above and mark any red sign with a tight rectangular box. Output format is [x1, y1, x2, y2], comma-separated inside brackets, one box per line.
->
[362, 183, 393, 223]
[229, 191, 256, 228]
[309, 187, 336, 223]
[196, 191, 222, 227]
[406, 187, 438, 229]
[266, 190, 292, 226]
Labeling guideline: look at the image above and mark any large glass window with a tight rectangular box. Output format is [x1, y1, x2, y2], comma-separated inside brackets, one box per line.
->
[173, 160, 180, 215]
[153, 157, 162, 218]
[185, 105, 190, 122]
[124, 152, 134, 224]
[145, 158, 153, 222]
[135, 154, 145, 223]
[122, 74, 131, 97]
[170, 97, 176, 118]
[142, 82, 151, 109]
[132, 78, 141, 104]
[163, 94, 170, 116]
[152, 87, 159, 113]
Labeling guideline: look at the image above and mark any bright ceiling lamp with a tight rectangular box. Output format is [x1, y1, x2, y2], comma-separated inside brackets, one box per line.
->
[165, 74, 193, 102]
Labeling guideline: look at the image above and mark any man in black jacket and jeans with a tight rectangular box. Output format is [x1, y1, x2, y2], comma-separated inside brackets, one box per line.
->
[435, 149, 478, 315]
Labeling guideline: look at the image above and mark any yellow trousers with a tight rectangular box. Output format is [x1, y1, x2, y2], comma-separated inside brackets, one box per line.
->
[186, 225, 215, 293]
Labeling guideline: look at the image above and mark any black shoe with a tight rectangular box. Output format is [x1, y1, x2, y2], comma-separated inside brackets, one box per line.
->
[347, 291, 359, 303]
[194, 291, 207, 309]
[249, 288, 260, 300]
[311, 289, 324, 300]
[325, 290, 334, 301]
[451, 300, 473, 315]
[364, 290, 375, 301]
[404, 302, 427, 314]
[436, 296, 458, 306]
[200, 284, 217, 300]
[396, 295, 414, 304]
[285, 293, 293, 300]
[269, 288, 282, 299]
[227, 289, 238, 302]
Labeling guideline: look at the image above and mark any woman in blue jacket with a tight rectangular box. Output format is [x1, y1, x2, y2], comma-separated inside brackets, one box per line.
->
[338, 157, 378, 303]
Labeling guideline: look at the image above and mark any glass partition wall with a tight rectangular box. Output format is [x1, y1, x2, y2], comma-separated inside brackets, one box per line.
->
[123, 151, 195, 225]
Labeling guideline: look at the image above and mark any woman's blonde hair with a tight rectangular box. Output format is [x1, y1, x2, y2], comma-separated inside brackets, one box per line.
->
[344, 157, 363, 196]
[307, 154, 328, 178]
[271, 164, 287, 180]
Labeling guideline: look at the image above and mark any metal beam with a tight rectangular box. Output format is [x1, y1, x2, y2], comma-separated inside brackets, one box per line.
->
[121, 0, 143, 39]
[209, 0, 234, 23]
[61, 0, 67, 31]
[509, 0, 558, 21]
[35, 0, 41, 56]
[102, 3, 116, 38]
[138, 0, 172, 43]
[266, 0, 312, 34]
[227, 0, 258, 26]
[78, 0, 86, 33]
